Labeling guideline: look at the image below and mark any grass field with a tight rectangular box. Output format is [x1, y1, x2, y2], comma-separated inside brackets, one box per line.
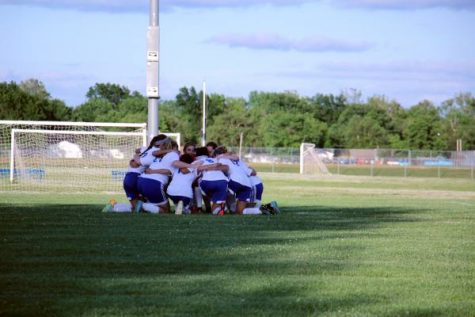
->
[1, 174, 474, 316]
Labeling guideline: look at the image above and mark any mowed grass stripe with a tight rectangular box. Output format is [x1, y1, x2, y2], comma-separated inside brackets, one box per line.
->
[0, 175, 474, 316]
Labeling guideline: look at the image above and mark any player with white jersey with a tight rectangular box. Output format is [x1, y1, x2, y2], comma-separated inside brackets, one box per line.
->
[234, 160, 264, 209]
[238, 159, 279, 215]
[102, 134, 168, 213]
[137, 139, 179, 213]
[122, 146, 146, 208]
[196, 147, 229, 215]
[166, 153, 200, 214]
[214, 146, 259, 215]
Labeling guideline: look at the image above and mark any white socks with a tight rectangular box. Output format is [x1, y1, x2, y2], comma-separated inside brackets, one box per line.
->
[112, 203, 132, 213]
[142, 203, 160, 214]
[194, 187, 203, 208]
[243, 207, 261, 215]
[110, 201, 261, 215]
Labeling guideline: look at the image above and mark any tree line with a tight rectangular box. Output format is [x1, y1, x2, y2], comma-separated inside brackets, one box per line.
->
[1, 79, 474, 150]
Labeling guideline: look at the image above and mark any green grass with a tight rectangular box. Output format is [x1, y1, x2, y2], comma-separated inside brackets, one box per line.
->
[252, 162, 475, 179]
[1, 174, 474, 316]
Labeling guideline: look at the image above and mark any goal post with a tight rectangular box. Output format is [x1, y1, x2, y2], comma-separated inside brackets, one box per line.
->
[0, 120, 180, 193]
[300, 143, 331, 175]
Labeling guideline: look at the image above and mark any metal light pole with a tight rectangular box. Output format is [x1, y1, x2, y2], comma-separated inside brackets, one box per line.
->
[146, 0, 160, 142]
[201, 81, 206, 146]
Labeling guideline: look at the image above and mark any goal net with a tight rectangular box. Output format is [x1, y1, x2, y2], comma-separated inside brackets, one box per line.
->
[0, 120, 179, 193]
[300, 143, 331, 175]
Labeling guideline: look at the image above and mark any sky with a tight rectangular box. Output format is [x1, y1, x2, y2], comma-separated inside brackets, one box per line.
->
[0, 0, 474, 108]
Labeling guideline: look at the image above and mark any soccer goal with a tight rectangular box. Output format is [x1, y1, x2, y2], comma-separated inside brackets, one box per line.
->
[299, 143, 331, 175]
[0, 120, 179, 193]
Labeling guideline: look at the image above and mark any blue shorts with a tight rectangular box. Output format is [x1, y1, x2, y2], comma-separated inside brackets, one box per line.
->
[168, 195, 192, 209]
[228, 179, 252, 202]
[199, 180, 228, 204]
[123, 172, 140, 201]
[252, 183, 264, 202]
[137, 177, 168, 205]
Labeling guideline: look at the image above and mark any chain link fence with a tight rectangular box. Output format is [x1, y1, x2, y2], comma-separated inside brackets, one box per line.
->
[231, 146, 475, 179]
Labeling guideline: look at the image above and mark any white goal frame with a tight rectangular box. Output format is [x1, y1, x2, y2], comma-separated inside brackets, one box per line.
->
[9, 128, 147, 183]
[1, 120, 181, 192]
[300, 143, 331, 175]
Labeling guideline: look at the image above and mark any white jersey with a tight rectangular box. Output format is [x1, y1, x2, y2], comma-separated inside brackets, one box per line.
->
[127, 146, 146, 174]
[218, 158, 252, 187]
[167, 168, 198, 198]
[140, 151, 179, 184]
[198, 157, 228, 182]
[250, 175, 262, 186]
[139, 146, 159, 168]
[239, 161, 261, 186]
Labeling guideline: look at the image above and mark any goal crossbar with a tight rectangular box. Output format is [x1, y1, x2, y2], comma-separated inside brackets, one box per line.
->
[0, 120, 147, 129]
[9, 128, 147, 183]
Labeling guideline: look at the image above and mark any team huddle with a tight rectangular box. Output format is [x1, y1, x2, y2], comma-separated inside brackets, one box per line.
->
[103, 134, 280, 215]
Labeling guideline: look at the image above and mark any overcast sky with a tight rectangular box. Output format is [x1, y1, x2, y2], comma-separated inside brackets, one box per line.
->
[0, 0, 474, 108]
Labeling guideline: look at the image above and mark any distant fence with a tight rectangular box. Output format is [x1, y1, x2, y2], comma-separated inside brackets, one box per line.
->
[231, 147, 475, 179]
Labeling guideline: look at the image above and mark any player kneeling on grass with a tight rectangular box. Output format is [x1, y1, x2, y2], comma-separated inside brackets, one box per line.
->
[137, 139, 200, 214]
[196, 149, 229, 215]
[214, 146, 262, 215]
[166, 153, 201, 215]
[102, 134, 168, 213]
[214, 147, 280, 215]
[243, 163, 280, 215]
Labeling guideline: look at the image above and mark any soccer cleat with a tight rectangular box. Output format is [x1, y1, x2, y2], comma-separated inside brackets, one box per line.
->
[175, 200, 183, 215]
[101, 203, 114, 213]
[270, 201, 281, 214]
[102, 199, 117, 213]
[259, 205, 272, 215]
[134, 200, 143, 213]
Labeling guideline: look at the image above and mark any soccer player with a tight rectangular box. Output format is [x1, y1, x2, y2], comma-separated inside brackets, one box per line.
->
[214, 146, 261, 215]
[137, 138, 178, 214]
[183, 142, 197, 158]
[102, 134, 167, 213]
[166, 153, 200, 214]
[196, 146, 229, 215]
[206, 141, 218, 157]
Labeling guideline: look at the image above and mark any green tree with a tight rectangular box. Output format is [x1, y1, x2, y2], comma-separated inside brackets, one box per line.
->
[86, 83, 132, 106]
[0, 81, 71, 121]
[206, 98, 255, 146]
[440, 92, 475, 150]
[72, 99, 114, 122]
[261, 111, 327, 147]
[404, 100, 446, 150]
[307, 93, 347, 125]
[174, 87, 202, 142]
[19, 79, 51, 99]
[343, 115, 388, 148]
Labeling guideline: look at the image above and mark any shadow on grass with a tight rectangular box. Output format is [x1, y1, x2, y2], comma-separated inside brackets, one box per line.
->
[0, 203, 447, 316]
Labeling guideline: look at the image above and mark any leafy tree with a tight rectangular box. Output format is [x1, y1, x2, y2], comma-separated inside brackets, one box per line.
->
[440, 93, 475, 150]
[260, 111, 327, 147]
[343, 115, 388, 148]
[174, 87, 202, 142]
[307, 93, 347, 125]
[404, 100, 446, 150]
[206, 98, 256, 146]
[72, 99, 114, 122]
[86, 83, 132, 106]
[19, 79, 51, 99]
[249, 91, 311, 116]
[0, 81, 71, 121]
[159, 100, 192, 139]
